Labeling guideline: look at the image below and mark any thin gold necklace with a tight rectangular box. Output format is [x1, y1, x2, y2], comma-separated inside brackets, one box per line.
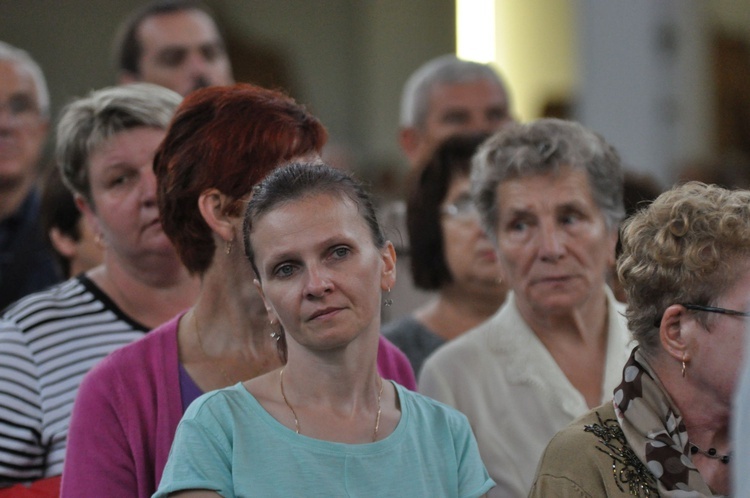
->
[279, 368, 384, 442]
[193, 311, 235, 386]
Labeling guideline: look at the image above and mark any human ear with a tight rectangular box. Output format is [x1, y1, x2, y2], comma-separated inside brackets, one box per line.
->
[254, 278, 279, 325]
[118, 72, 139, 85]
[398, 127, 423, 167]
[49, 227, 77, 259]
[380, 241, 397, 291]
[198, 188, 236, 246]
[659, 304, 692, 363]
[74, 194, 104, 246]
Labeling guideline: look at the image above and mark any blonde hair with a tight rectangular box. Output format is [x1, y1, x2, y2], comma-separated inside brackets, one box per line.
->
[618, 181, 750, 355]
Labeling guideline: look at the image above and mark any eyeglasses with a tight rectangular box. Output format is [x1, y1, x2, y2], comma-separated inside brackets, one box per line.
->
[681, 303, 750, 319]
[441, 195, 478, 222]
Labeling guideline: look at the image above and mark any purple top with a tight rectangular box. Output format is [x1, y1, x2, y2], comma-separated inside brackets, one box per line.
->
[178, 364, 203, 412]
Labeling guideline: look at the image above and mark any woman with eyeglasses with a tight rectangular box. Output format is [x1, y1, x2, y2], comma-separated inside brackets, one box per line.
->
[530, 181, 750, 497]
[383, 134, 507, 377]
[420, 119, 635, 497]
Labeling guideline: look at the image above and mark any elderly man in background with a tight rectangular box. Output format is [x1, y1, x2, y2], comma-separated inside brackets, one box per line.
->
[383, 54, 514, 324]
[398, 53, 514, 169]
[114, 0, 234, 96]
[0, 41, 60, 311]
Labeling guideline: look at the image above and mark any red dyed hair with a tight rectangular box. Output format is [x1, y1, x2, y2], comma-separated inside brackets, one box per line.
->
[155, 83, 327, 274]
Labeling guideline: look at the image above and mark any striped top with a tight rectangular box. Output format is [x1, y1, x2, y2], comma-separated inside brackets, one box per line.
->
[0, 275, 148, 485]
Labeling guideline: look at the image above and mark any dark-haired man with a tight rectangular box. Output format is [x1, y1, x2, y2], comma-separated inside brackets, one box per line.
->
[115, 0, 233, 96]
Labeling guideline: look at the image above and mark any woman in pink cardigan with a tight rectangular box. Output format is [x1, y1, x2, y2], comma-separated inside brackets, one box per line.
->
[61, 84, 416, 498]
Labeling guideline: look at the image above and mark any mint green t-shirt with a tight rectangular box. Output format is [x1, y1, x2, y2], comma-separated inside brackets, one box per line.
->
[154, 382, 494, 497]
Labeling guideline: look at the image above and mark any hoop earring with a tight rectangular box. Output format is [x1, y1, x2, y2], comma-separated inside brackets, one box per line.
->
[383, 287, 393, 307]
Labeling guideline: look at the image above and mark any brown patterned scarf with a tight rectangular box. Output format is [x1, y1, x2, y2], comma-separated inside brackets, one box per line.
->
[613, 348, 722, 497]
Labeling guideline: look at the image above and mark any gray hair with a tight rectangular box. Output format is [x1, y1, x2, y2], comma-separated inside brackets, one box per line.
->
[399, 54, 507, 130]
[0, 41, 50, 117]
[56, 83, 181, 204]
[471, 118, 624, 244]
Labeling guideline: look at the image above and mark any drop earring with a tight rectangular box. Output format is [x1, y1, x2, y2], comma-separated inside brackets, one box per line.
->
[383, 287, 393, 307]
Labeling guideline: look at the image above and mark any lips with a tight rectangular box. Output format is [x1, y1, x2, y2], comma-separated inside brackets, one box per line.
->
[535, 275, 572, 285]
[143, 218, 162, 232]
[308, 307, 342, 321]
[477, 249, 497, 262]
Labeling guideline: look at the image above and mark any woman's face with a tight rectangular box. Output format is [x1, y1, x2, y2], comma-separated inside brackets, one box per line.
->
[251, 192, 395, 352]
[80, 127, 175, 263]
[682, 263, 750, 401]
[494, 166, 617, 315]
[440, 174, 501, 287]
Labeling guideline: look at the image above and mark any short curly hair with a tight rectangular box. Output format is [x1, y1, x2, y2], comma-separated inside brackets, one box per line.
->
[617, 181, 750, 356]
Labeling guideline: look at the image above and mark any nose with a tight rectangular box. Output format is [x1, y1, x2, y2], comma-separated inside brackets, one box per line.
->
[304, 264, 333, 299]
[0, 106, 19, 129]
[140, 167, 158, 208]
[186, 51, 211, 82]
[537, 223, 564, 262]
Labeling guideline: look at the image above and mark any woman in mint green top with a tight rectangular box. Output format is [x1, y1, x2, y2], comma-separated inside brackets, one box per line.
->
[155, 163, 494, 498]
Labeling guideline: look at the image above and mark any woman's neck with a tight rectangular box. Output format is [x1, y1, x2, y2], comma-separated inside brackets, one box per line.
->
[88, 257, 199, 329]
[180, 257, 282, 390]
[416, 282, 505, 340]
[517, 290, 609, 345]
[651, 356, 732, 450]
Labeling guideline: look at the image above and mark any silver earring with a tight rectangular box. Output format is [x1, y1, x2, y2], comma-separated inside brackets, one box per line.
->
[384, 287, 393, 307]
[225, 239, 234, 255]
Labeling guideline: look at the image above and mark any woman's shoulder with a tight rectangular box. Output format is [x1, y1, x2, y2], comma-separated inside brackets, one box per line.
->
[397, 383, 472, 429]
[1, 276, 89, 324]
[75, 315, 182, 407]
[182, 383, 255, 421]
[531, 402, 660, 497]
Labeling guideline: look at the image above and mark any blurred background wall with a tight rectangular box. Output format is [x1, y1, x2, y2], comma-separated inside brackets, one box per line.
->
[1, 0, 749, 194]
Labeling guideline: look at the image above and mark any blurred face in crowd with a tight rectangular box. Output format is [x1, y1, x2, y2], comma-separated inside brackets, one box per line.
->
[401, 78, 512, 168]
[0, 60, 47, 192]
[122, 8, 233, 96]
[440, 174, 502, 288]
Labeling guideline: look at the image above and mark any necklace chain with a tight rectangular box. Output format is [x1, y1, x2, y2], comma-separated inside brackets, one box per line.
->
[689, 441, 732, 464]
[193, 311, 235, 386]
[279, 368, 383, 442]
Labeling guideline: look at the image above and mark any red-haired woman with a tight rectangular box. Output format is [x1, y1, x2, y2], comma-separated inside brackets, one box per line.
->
[61, 84, 416, 498]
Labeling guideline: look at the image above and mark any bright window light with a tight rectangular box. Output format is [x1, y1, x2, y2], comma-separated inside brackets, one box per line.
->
[456, 0, 496, 63]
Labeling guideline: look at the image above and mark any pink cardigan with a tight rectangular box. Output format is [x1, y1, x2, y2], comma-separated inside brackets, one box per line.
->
[61, 313, 416, 498]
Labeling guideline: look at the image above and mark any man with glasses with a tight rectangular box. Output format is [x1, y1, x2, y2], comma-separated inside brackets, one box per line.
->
[0, 41, 59, 310]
